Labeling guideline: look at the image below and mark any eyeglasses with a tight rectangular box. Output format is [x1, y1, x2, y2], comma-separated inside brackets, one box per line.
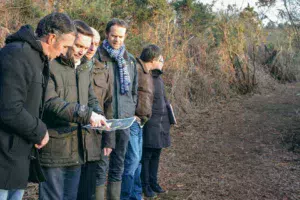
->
[158, 57, 164, 63]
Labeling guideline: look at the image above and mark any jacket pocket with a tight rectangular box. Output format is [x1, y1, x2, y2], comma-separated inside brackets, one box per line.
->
[8, 134, 31, 157]
[93, 75, 108, 101]
[8, 135, 19, 153]
[32, 71, 43, 84]
[40, 128, 78, 159]
[84, 129, 102, 161]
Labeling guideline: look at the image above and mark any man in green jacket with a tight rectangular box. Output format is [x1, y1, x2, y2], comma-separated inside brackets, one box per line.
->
[39, 20, 108, 200]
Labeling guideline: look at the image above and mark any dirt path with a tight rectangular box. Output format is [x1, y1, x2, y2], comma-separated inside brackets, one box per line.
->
[24, 84, 300, 200]
[157, 83, 300, 200]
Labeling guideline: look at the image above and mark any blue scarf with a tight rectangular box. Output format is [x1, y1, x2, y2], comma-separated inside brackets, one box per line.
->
[103, 39, 131, 95]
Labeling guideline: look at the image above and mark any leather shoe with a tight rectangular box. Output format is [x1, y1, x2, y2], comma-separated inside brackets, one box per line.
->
[150, 183, 166, 193]
[143, 185, 157, 197]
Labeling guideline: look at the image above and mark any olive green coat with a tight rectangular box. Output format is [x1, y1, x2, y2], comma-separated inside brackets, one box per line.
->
[40, 57, 103, 167]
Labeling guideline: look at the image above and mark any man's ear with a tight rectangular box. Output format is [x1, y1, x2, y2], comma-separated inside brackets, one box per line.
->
[46, 33, 56, 45]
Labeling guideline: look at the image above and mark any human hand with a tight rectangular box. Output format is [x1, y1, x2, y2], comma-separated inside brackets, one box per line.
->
[103, 148, 112, 156]
[90, 112, 110, 128]
[35, 130, 49, 149]
[135, 116, 141, 124]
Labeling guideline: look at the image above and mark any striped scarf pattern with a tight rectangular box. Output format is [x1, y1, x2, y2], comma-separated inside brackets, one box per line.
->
[103, 39, 131, 95]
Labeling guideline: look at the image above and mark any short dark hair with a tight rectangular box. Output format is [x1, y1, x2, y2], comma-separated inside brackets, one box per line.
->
[105, 18, 128, 34]
[36, 12, 76, 38]
[73, 20, 93, 37]
[140, 44, 162, 62]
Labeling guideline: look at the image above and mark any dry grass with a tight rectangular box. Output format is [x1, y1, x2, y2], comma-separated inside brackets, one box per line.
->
[155, 83, 300, 200]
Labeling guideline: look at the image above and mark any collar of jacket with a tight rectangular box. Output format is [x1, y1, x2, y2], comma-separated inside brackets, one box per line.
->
[56, 56, 89, 72]
[57, 56, 74, 68]
[97, 44, 130, 62]
[136, 58, 150, 74]
[151, 69, 163, 77]
[93, 58, 106, 70]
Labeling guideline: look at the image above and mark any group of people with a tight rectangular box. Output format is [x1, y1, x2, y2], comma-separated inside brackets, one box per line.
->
[0, 12, 175, 200]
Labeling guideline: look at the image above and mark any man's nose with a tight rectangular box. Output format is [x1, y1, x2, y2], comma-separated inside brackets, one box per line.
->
[90, 45, 95, 51]
[61, 49, 67, 56]
[79, 49, 84, 55]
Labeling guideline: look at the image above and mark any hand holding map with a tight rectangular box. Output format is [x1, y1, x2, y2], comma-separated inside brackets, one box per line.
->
[84, 117, 136, 132]
[89, 112, 110, 128]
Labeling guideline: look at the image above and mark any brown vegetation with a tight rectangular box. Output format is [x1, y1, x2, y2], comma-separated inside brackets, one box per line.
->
[1, 0, 294, 113]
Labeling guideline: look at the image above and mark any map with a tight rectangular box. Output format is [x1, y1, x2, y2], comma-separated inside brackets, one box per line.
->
[84, 117, 136, 132]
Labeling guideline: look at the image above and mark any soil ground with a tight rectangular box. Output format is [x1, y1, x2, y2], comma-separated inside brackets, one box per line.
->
[24, 83, 300, 200]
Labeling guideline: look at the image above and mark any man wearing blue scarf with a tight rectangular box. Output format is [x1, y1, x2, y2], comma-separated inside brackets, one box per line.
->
[94, 19, 140, 200]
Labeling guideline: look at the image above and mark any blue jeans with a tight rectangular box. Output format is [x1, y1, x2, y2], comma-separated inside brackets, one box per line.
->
[0, 189, 24, 200]
[39, 166, 81, 200]
[121, 121, 143, 200]
[107, 128, 130, 182]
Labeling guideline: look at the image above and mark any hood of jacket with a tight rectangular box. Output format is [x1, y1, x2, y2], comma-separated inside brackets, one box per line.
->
[5, 25, 43, 54]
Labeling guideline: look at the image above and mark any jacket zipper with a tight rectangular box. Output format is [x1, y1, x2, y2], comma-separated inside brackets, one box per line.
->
[75, 67, 86, 164]
[159, 78, 164, 132]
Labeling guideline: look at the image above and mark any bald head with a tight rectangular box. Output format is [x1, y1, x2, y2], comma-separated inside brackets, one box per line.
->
[91, 27, 100, 42]
[85, 27, 101, 60]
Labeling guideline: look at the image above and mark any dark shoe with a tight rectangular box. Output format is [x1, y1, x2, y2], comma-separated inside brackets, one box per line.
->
[150, 183, 166, 193]
[143, 185, 156, 197]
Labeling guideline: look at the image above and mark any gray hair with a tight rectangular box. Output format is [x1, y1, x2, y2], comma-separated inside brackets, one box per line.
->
[35, 12, 76, 38]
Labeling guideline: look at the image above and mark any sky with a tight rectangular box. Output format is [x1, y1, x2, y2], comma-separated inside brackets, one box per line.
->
[200, 0, 284, 24]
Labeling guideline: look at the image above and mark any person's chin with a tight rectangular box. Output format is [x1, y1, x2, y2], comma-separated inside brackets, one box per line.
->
[85, 56, 92, 60]
[74, 55, 81, 60]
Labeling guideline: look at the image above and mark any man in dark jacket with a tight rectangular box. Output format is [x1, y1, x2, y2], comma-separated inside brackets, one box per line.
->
[95, 18, 138, 200]
[39, 20, 108, 200]
[140, 45, 171, 198]
[0, 12, 76, 200]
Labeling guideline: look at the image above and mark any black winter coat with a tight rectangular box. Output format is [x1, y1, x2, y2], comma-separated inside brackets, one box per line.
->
[143, 70, 171, 149]
[0, 25, 49, 189]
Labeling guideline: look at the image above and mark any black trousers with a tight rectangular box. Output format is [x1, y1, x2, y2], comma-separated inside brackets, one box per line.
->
[140, 147, 162, 187]
[77, 161, 97, 200]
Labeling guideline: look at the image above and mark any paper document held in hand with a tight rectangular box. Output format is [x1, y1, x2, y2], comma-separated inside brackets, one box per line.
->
[84, 117, 136, 131]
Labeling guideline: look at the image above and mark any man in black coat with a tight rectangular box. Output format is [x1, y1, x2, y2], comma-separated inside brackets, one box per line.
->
[0, 12, 76, 200]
